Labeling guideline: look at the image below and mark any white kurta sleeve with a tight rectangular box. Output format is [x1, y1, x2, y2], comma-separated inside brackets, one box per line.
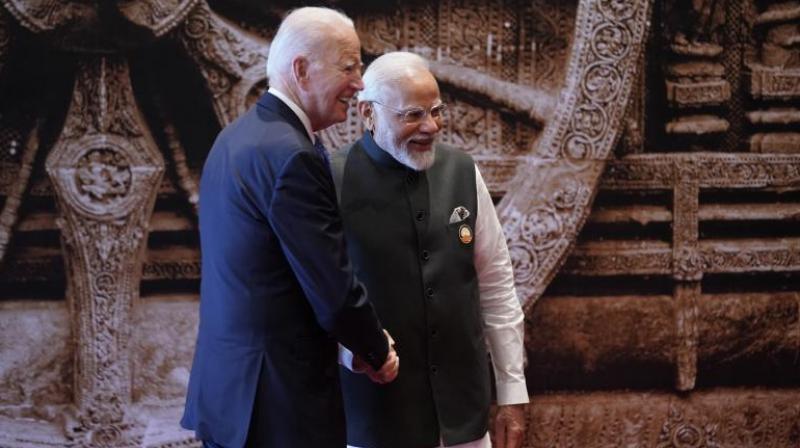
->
[473, 165, 529, 405]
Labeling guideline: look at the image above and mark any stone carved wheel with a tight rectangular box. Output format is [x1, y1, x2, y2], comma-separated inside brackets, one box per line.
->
[2, 0, 800, 447]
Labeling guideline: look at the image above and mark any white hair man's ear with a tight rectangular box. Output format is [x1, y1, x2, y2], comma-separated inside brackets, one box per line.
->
[357, 101, 374, 131]
[291, 56, 310, 87]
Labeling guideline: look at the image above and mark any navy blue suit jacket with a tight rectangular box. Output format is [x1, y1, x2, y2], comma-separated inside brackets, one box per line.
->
[181, 93, 389, 447]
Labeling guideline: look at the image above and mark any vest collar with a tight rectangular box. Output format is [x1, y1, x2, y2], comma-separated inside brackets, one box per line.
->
[361, 131, 408, 171]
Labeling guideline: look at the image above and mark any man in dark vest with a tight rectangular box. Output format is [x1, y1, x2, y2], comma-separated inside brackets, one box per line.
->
[332, 52, 528, 448]
[181, 8, 399, 448]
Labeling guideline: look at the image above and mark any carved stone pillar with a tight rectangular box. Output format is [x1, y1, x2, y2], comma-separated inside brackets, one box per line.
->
[672, 161, 701, 391]
[45, 57, 164, 445]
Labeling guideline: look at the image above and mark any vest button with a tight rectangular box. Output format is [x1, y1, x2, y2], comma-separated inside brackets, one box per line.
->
[431, 328, 438, 337]
[431, 365, 438, 374]
[415, 210, 426, 221]
[426, 287, 434, 298]
[421, 250, 430, 261]
[406, 173, 417, 184]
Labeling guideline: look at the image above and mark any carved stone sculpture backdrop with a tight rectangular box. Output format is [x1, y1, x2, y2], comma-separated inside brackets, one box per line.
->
[0, 0, 798, 447]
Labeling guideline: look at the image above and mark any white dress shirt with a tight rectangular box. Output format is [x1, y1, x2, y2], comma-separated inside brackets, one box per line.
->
[344, 165, 528, 448]
[267, 87, 314, 141]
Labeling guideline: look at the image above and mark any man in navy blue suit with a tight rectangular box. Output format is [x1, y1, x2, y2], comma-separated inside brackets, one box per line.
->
[181, 7, 399, 447]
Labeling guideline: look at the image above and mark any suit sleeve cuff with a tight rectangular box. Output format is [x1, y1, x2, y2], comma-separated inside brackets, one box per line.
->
[496, 381, 530, 406]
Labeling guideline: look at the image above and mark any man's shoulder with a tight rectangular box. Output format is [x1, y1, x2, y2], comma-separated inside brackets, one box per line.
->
[434, 143, 476, 166]
[219, 108, 312, 163]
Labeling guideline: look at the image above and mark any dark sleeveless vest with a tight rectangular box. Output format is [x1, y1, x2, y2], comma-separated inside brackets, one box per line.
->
[331, 132, 489, 448]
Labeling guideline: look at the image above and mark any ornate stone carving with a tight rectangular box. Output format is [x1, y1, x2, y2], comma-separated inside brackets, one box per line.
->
[142, 260, 201, 281]
[527, 0, 574, 91]
[658, 404, 719, 448]
[602, 153, 800, 189]
[702, 241, 800, 272]
[750, 65, 800, 99]
[747, 1, 800, 155]
[45, 57, 164, 443]
[528, 390, 800, 448]
[177, 0, 268, 125]
[498, 0, 653, 311]
[563, 245, 672, 275]
[117, 0, 200, 37]
[658, 0, 734, 144]
[674, 284, 699, 391]
[430, 61, 555, 125]
[0, 0, 197, 51]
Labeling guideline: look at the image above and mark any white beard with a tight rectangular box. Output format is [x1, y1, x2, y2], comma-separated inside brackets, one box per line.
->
[374, 130, 436, 172]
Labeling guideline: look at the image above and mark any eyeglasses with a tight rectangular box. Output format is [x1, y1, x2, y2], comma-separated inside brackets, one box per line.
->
[370, 101, 448, 124]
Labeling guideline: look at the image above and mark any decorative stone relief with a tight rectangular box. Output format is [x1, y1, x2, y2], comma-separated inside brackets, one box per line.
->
[176, 0, 268, 126]
[1, 0, 197, 35]
[45, 57, 164, 445]
[748, 0, 800, 153]
[0, 0, 197, 51]
[602, 153, 800, 189]
[527, 390, 800, 448]
[661, 0, 730, 140]
[498, 0, 653, 312]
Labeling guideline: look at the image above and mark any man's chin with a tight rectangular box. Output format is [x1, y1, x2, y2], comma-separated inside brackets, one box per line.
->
[405, 149, 435, 171]
[321, 110, 349, 129]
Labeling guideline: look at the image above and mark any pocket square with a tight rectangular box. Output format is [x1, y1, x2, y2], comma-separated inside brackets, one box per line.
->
[449, 206, 471, 224]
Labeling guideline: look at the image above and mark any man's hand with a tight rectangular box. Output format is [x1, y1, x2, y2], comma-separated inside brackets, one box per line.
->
[493, 404, 526, 448]
[353, 330, 399, 384]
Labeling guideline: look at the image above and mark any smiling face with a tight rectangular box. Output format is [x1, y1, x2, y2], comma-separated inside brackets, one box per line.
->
[364, 71, 443, 171]
[299, 28, 364, 131]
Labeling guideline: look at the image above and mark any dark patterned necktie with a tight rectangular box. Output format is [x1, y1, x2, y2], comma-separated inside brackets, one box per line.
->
[313, 135, 330, 168]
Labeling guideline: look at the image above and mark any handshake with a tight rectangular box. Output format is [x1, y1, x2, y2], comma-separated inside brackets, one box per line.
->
[349, 330, 400, 384]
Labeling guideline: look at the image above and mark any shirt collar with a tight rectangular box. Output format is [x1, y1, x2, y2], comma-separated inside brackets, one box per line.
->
[268, 87, 314, 142]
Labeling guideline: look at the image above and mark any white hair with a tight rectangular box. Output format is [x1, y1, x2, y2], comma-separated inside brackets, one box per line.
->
[266, 7, 355, 84]
[359, 52, 430, 103]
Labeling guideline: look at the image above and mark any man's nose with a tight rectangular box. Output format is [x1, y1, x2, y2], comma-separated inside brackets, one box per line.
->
[420, 113, 441, 132]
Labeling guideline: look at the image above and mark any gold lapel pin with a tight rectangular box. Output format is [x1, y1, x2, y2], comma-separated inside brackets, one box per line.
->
[458, 224, 473, 245]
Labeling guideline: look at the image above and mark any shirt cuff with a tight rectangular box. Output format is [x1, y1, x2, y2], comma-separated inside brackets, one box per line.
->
[496, 381, 530, 405]
[337, 344, 355, 371]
